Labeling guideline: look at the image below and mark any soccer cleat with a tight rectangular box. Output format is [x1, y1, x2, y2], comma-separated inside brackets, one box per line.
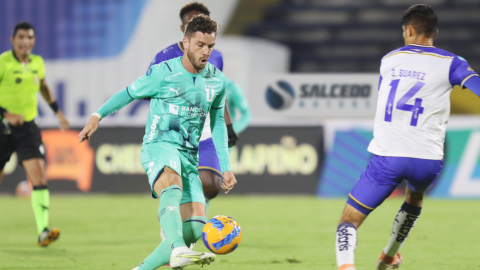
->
[170, 247, 215, 269]
[375, 251, 403, 270]
[38, 227, 60, 247]
[338, 264, 356, 270]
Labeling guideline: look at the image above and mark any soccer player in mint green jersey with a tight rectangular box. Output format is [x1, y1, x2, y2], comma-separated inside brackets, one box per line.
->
[0, 22, 69, 247]
[79, 15, 237, 270]
[226, 78, 251, 134]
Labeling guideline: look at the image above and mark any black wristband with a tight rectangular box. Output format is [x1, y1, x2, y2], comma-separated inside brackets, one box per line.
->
[49, 101, 59, 113]
[0, 106, 6, 117]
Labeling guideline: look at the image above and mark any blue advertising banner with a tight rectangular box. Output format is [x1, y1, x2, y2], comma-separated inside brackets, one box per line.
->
[318, 119, 480, 198]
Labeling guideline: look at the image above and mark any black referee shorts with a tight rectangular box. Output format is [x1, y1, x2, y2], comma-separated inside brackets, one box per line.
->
[0, 120, 46, 171]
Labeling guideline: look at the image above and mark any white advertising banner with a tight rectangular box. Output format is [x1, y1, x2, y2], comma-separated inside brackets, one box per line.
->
[250, 73, 380, 118]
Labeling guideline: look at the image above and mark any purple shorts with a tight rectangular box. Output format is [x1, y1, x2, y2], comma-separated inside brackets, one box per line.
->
[348, 155, 443, 215]
[198, 138, 222, 178]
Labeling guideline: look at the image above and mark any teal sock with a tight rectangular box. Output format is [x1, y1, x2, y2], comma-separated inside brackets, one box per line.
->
[183, 216, 208, 247]
[138, 241, 171, 270]
[138, 216, 208, 270]
[158, 185, 186, 249]
[205, 199, 210, 218]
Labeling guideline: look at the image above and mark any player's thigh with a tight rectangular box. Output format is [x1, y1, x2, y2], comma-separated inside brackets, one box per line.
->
[406, 158, 443, 194]
[348, 155, 406, 215]
[199, 170, 223, 200]
[141, 143, 183, 198]
[22, 158, 47, 186]
[198, 138, 223, 200]
[0, 132, 16, 172]
[14, 121, 46, 166]
[180, 153, 206, 207]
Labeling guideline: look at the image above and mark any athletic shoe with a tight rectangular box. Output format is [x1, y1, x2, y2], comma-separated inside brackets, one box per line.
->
[338, 264, 356, 270]
[38, 227, 60, 247]
[170, 246, 215, 269]
[375, 251, 403, 270]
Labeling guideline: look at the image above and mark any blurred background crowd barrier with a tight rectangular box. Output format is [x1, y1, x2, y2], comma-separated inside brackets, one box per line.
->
[1, 0, 479, 198]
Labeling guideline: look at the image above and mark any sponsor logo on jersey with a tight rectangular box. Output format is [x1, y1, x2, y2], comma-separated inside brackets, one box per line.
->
[165, 72, 182, 81]
[146, 67, 153, 76]
[170, 87, 180, 95]
[180, 106, 207, 117]
[169, 104, 179, 115]
[468, 67, 474, 72]
[148, 115, 161, 141]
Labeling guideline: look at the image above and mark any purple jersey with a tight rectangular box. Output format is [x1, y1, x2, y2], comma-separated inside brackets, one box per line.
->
[149, 43, 223, 71]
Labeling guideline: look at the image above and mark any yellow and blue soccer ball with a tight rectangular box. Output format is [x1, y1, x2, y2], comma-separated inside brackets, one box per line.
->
[202, 215, 242, 254]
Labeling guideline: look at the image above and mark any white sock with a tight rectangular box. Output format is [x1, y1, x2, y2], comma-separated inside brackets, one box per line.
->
[383, 202, 421, 257]
[336, 222, 357, 267]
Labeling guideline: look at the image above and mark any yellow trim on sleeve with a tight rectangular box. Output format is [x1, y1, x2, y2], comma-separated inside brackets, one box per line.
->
[383, 51, 454, 60]
[197, 166, 223, 177]
[349, 193, 375, 210]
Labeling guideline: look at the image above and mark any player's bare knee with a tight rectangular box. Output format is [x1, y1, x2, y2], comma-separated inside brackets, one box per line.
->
[154, 166, 183, 196]
[405, 187, 424, 207]
[339, 204, 367, 228]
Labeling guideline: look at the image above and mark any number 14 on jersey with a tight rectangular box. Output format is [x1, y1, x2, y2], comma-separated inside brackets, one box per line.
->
[384, 79, 425, 127]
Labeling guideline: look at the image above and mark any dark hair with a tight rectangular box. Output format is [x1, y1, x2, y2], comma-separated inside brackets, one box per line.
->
[184, 15, 218, 39]
[402, 4, 438, 37]
[12, 21, 35, 37]
[180, 2, 210, 21]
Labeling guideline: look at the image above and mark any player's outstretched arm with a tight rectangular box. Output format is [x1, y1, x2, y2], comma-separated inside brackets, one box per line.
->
[464, 75, 480, 98]
[229, 80, 251, 134]
[78, 115, 100, 143]
[78, 88, 134, 143]
[40, 79, 69, 131]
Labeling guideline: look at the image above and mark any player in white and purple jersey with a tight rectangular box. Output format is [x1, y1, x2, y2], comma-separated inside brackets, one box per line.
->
[335, 5, 480, 270]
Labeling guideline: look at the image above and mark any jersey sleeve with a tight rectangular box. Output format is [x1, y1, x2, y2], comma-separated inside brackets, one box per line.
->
[449, 56, 479, 88]
[126, 64, 165, 99]
[210, 78, 231, 173]
[38, 56, 46, 80]
[227, 79, 251, 134]
[0, 57, 5, 83]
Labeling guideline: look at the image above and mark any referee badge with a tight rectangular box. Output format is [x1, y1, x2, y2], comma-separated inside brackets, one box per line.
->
[34, 75, 40, 85]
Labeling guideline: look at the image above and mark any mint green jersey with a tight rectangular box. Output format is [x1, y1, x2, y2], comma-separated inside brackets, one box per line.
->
[95, 56, 231, 172]
[127, 57, 226, 149]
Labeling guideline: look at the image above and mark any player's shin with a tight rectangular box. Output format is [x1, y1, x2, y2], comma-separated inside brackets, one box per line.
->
[31, 186, 49, 235]
[383, 201, 421, 257]
[138, 241, 171, 270]
[182, 216, 207, 248]
[158, 185, 187, 249]
[336, 222, 357, 269]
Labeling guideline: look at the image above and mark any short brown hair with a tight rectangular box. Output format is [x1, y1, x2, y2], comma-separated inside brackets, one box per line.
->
[180, 2, 210, 20]
[184, 15, 218, 39]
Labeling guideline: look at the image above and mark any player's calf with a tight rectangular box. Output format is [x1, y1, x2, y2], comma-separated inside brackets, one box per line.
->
[336, 204, 367, 270]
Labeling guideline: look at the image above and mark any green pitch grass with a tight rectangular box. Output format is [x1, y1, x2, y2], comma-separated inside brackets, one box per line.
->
[0, 195, 479, 270]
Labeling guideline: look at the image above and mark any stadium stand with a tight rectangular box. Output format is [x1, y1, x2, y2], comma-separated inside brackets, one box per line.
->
[245, 0, 480, 72]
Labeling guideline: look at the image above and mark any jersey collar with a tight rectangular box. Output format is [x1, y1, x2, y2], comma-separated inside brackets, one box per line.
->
[178, 56, 208, 77]
[409, 44, 435, 48]
[11, 49, 31, 64]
